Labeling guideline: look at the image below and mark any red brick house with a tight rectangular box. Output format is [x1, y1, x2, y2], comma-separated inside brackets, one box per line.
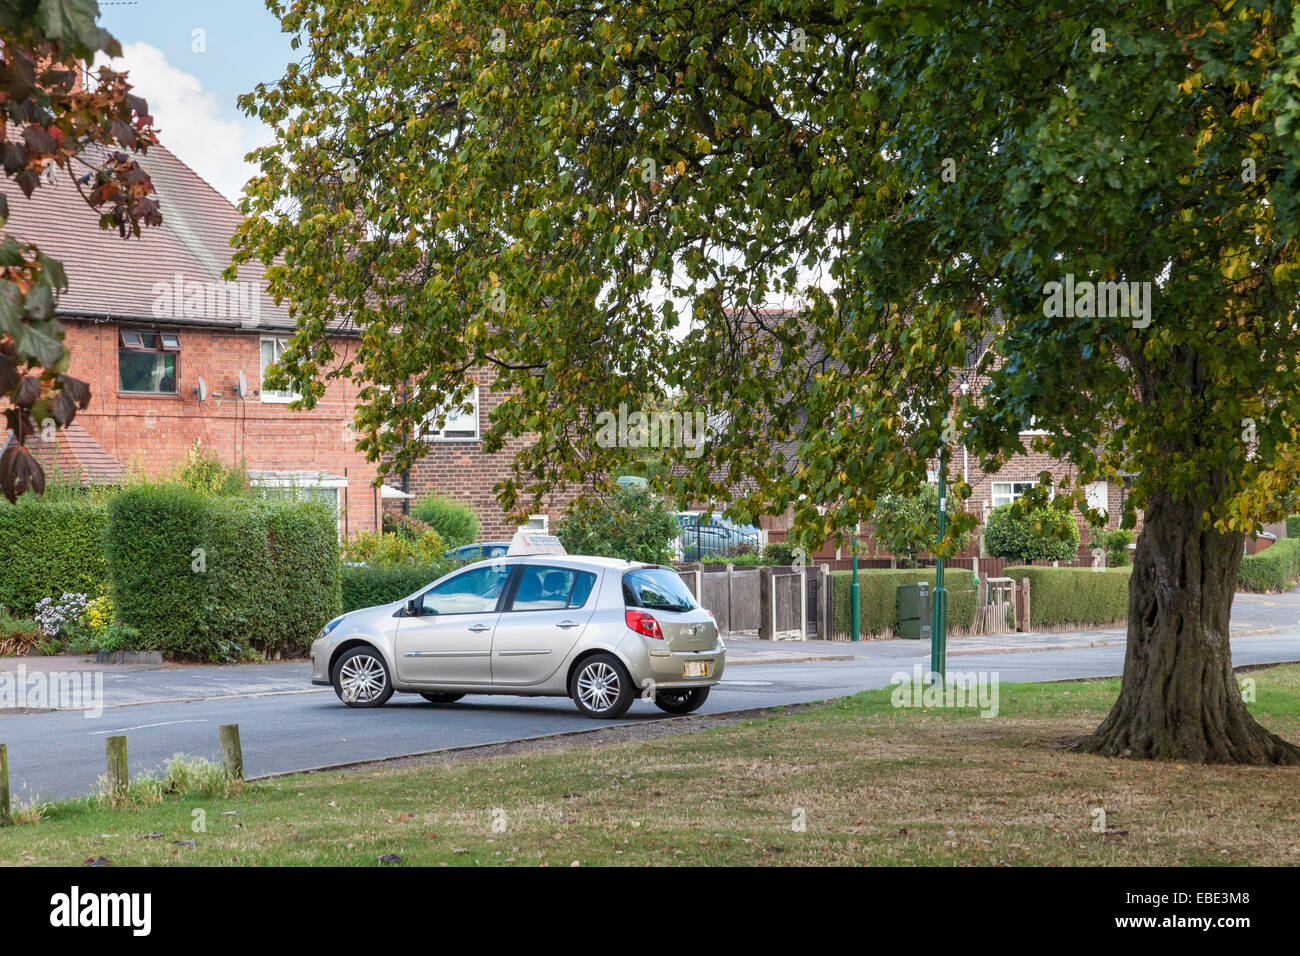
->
[1, 142, 384, 533]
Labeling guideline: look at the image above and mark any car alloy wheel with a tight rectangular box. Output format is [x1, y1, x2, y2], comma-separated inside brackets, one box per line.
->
[570, 654, 635, 718]
[333, 647, 393, 708]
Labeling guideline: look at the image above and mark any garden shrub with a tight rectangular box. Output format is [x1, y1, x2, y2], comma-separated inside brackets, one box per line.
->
[984, 502, 1080, 564]
[761, 541, 796, 565]
[1002, 565, 1131, 628]
[106, 485, 341, 660]
[409, 493, 478, 548]
[341, 562, 450, 612]
[1100, 528, 1134, 567]
[1237, 538, 1300, 594]
[830, 568, 978, 639]
[342, 525, 445, 565]
[0, 496, 108, 614]
[556, 487, 681, 562]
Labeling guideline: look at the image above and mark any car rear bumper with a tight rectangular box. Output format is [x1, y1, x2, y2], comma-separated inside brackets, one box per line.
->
[620, 633, 725, 688]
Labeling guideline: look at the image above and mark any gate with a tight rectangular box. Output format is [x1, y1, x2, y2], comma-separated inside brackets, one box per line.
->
[980, 576, 1016, 634]
[806, 571, 820, 638]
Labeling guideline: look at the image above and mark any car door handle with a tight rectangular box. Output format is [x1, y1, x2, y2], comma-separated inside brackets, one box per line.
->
[556, 620, 580, 629]
[467, 623, 492, 633]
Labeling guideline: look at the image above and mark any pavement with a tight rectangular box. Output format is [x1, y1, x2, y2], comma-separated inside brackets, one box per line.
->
[2, 589, 1300, 801]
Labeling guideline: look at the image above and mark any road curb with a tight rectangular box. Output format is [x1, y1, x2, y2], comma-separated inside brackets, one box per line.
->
[728, 654, 855, 666]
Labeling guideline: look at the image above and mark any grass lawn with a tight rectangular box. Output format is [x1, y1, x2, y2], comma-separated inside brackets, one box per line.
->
[2, 666, 1298, 866]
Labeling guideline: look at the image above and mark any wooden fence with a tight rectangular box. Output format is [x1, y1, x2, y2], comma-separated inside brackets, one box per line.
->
[676, 563, 828, 640]
[675, 561, 1036, 640]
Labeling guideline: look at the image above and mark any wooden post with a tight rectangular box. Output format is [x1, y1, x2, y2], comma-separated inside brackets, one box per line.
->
[725, 564, 735, 639]
[758, 566, 774, 640]
[798, 568, 808, 641]
[1021, 577, 1031, 632]
[219, 724, 243, 780]
[0, 744, 11, 827]
[820, 565, 832, 641]
[105, 736, 128, 798]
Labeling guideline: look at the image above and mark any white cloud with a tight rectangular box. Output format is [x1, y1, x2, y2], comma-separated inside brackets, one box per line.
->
[95, 42, 265, 206]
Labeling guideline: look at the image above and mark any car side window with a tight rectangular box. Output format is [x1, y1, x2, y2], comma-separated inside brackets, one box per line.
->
[568, 571, 597, 608]
[509, 566, 577, 611]
[421, 565, 512, 615]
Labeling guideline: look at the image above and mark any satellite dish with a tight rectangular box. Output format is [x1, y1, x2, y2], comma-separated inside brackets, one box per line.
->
[194, 376, 208, 402]
[236, 370, 247, 398]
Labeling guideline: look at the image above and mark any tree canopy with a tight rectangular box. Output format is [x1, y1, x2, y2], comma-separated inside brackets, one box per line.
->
[237, 0, 1300, 761]
[0, 0, 161, 502]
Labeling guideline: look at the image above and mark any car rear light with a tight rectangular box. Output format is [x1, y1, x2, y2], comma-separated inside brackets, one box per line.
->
[625, 608, 663, 639]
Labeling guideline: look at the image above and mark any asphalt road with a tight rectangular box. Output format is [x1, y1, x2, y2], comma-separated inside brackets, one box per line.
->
[3, 632, 1300, 802]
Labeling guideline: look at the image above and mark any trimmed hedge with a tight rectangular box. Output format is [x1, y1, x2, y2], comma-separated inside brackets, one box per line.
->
[342, 562, 449, 612]
[1003, 565, 1131, 629]
[1287, 516, 1300, 539]
[1238, 538, 1300, 593]
[830, 568, 977, 639]
[0, 497, 109, 613]
[107, 486, 341, 659]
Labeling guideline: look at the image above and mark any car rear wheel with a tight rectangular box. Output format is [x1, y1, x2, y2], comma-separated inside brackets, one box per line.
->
[654, 687, 710, 715]
[332, 646, 393, 708]
[569, 654, 635, 718]
[420, 692, 465, 704]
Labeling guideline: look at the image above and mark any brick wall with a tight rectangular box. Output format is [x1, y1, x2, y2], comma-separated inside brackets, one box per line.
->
[64, 318, 383, 533]
[389, 368, 576, 539]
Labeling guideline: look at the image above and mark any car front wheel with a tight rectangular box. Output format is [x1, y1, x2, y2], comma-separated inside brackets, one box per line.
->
[654, 687, 710, 715]
[570, 654, 635, 718]
[332, 646, 394, 708]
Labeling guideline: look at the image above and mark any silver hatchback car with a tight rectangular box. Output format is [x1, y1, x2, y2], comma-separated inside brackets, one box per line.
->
[310, 554, 724, 718]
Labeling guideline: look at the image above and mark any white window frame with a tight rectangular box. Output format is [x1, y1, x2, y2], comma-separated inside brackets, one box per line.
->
[520, 514, 549, 532]
[991, 481, 1038, 508]
[1084, 480, 1109, 515]
[249, 472, 347, 535]
[420, 384, 480, 441]
[259, 336, 301, 404]
[1020, 415, 1050, 436]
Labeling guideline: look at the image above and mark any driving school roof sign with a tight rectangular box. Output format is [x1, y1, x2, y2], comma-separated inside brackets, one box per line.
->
[507, 531, 567, 556]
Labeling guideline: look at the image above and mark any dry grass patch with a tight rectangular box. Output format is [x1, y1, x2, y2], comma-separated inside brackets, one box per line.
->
[1, 667, 1297, 865]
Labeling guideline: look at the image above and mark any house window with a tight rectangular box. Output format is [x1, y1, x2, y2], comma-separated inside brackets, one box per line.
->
[1085, 481, 1109, 515]
[260, 337, 301, 403]
[420, 384, 480, 440]
[521, 515, 548, 532]
[249, 471, 347, 535]
[1020, 416, 1050, 436]
[991, 481, 1037, 508]
[119, 331, 179, 393]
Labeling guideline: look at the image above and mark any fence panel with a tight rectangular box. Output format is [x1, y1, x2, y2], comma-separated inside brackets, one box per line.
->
[730, 568, 761, 634]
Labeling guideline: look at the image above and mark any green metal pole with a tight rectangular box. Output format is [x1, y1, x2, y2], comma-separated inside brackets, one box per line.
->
[850, 406, 860, 641]
[931, 449, 948, 681]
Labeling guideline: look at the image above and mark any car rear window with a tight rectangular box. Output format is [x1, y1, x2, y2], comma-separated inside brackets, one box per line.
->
[622, 567, 698, 611]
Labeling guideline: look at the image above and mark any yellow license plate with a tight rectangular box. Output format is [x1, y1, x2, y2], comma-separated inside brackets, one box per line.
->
[683, 661, 710, 678]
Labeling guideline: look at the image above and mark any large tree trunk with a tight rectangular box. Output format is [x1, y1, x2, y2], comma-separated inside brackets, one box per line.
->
[1077, 490, 1300, 764]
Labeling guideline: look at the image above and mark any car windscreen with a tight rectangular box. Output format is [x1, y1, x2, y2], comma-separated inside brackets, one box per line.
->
[622, 567, 698, 612]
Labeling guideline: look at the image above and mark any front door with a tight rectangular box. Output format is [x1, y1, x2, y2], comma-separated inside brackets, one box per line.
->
[395, 563, 514, 685]
[491, 565, 600, 685]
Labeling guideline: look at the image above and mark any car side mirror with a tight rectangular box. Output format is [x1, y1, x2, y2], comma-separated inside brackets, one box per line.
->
[405, 598, 420, 617]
